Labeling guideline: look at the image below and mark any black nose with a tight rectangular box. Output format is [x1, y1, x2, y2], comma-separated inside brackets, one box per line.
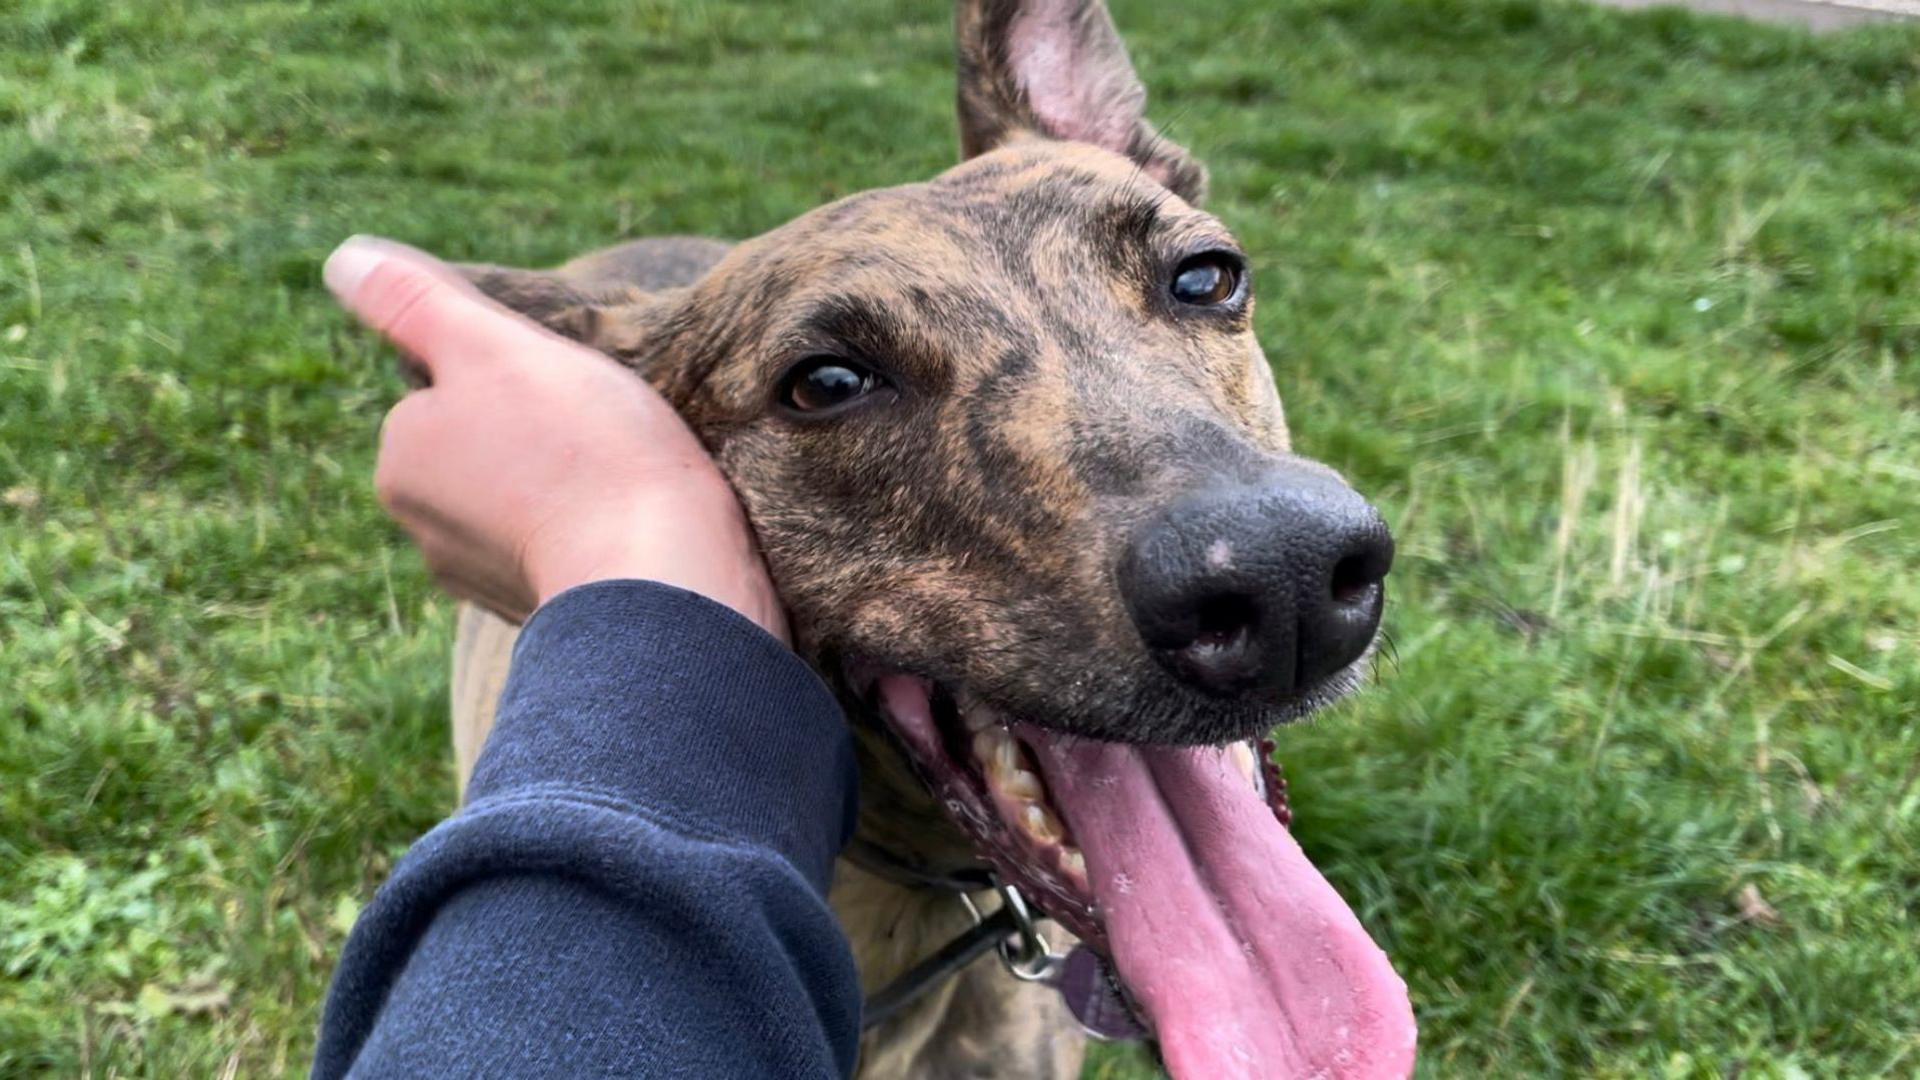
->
[1118, 470, 1394, 700]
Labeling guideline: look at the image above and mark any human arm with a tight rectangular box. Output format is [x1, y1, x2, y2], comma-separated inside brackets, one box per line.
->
[312, 580, 861, 1078]
[312, 238, 860, 1076]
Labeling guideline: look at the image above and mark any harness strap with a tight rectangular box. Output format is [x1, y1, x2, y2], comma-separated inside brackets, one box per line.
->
[844, 840, 1027, 1033]
[860, 903, 1020, 1030]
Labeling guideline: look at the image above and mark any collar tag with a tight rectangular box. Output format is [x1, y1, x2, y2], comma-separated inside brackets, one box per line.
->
[1054, 945, 1150, 1042]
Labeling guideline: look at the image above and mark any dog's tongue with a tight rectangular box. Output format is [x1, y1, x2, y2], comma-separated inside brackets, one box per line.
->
[1021, 730, 1416, 1079]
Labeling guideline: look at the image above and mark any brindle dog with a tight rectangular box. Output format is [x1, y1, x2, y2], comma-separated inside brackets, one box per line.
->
[446, 1, 1400, 1076]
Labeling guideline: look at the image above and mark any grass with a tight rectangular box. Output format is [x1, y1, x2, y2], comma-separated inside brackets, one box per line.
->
[2, 0, 1916, 1074]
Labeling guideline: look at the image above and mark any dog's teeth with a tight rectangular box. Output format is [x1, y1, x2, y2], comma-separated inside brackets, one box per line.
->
[964, 704, 998, 733]
[1063, 851, 1086, 877]
[1001, 768, 1043, 800]
[1023, 803, 1064, 845]
[972, 729, 1007, 766]
[1230, 741, 1259, 786]
[972, 728, 1027, 782]
[994, 737, 1022, 776]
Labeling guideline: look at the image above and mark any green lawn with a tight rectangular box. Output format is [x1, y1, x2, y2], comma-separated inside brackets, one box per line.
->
[3, 0, 1916, 1074]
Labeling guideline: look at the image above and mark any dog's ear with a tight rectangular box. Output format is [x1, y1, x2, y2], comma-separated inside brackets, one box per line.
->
[458, 263, 674, 367]
[954, 0, 1206, 203]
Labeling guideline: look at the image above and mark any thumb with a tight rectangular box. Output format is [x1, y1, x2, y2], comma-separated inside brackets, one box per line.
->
[323, 235, 556, 384]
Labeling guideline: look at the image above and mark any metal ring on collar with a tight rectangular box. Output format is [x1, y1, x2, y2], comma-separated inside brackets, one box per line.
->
[985, 882, 1059, 982]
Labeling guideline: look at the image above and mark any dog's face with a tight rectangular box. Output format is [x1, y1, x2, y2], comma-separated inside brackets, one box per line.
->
[661, 140, 1336, 741]
[469, 0, 1394, 920]
[463, 1, 1416, 1070]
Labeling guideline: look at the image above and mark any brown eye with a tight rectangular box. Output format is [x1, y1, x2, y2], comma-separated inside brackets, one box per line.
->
[779, 357, 884, 413]
[1170, 253, 1244, 307]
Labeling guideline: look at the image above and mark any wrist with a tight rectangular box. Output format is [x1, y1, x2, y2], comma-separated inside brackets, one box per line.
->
[523, 500, 788, 643]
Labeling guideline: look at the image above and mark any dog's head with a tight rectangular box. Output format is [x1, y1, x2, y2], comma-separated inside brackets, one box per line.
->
[466, 0, 1415, 1072]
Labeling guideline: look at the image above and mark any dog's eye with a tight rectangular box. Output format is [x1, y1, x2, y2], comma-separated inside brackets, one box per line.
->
[779, 357, 883, 413]
[1170, 253, 1243, 307]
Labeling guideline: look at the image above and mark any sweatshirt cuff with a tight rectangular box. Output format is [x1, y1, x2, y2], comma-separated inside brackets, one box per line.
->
[466, 579, 858, 891]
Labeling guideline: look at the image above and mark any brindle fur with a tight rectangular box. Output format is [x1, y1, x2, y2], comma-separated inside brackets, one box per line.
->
[445, 2, 1351, 1075]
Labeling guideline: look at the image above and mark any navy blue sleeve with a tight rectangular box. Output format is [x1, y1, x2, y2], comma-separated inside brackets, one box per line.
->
[312, 581, 863, 1079]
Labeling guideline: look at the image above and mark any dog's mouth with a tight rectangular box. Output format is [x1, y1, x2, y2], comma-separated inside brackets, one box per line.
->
[851, 668, 1417, 1078]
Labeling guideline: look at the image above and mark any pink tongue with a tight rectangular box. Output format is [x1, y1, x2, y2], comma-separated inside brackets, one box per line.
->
[1022, 731, 1416, 1079]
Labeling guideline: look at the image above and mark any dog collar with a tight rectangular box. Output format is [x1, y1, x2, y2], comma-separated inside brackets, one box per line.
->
[850, 749, 1293, 1039]
[858, 873, 1147, 1043]
[842, 836, 996, 894]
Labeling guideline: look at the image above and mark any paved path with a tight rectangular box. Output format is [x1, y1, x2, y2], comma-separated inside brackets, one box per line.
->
[1594, 0, 1920, 31]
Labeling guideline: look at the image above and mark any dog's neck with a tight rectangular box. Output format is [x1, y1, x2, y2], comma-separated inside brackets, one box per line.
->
[846, 720, 984, 878]
[829, 861, 1087, 1077]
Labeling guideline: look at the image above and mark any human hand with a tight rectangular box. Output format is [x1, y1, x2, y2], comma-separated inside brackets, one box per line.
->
[324, 235, 787, 641]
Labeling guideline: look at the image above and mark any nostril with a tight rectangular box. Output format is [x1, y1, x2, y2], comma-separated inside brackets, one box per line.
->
[1192, 593, 1258, 650]
[1156, 590, 1268, 698]
[1329, 554, 1375, 607]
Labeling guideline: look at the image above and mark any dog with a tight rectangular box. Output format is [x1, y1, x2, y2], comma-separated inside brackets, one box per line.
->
[445, 1, 1416, 1076]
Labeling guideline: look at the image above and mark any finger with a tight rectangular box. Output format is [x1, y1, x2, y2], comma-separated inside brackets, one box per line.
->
[323, 235, 561, 385]
[371, 391, 437, 514]
[327, 235, 482, 300]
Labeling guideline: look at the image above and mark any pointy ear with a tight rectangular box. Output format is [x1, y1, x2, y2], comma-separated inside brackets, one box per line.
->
[954, 0, 1207, 204]
[457, 264, 677, 371]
